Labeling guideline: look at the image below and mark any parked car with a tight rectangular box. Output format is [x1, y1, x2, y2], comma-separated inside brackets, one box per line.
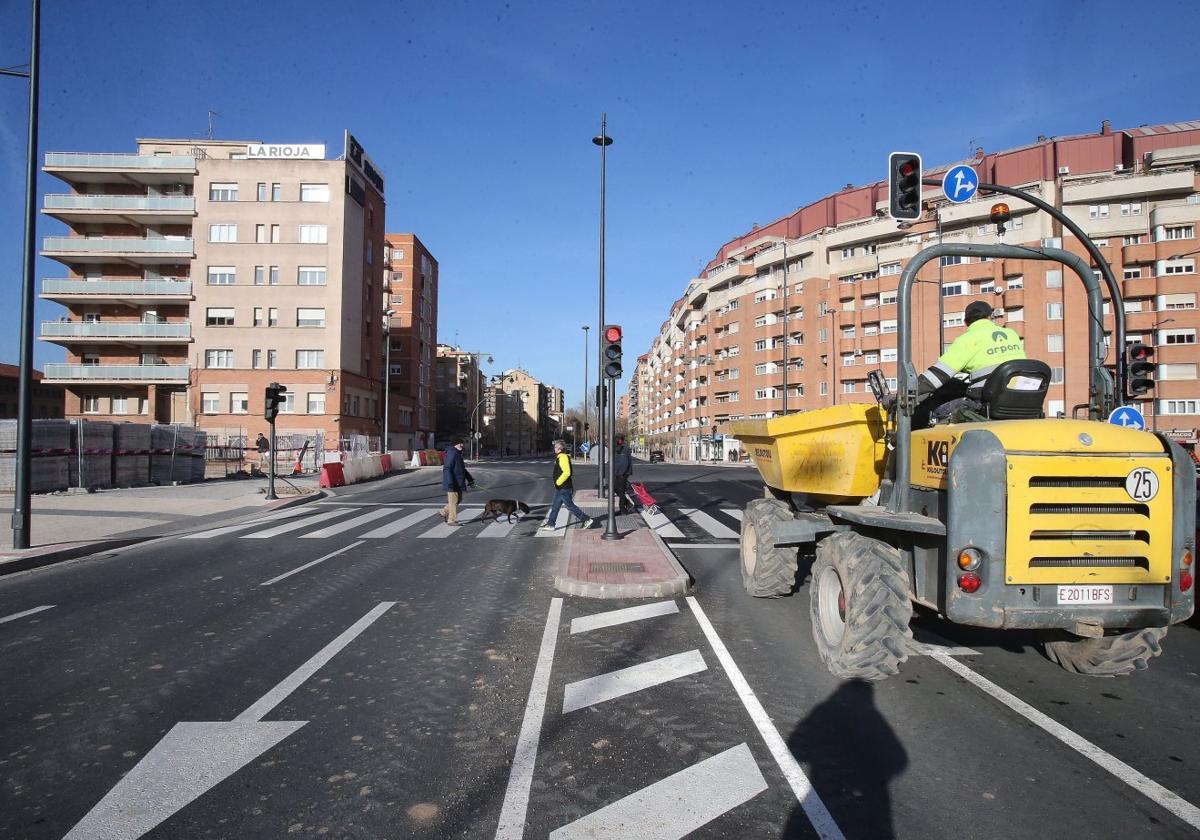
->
[649, 450, 665, 463]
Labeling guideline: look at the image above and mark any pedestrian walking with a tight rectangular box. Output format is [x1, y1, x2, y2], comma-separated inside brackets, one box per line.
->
[541, 439, 593, 531]
[255, 432, 270, 472]
[612, 434, 635, 514]
[439, 438, 475, 525]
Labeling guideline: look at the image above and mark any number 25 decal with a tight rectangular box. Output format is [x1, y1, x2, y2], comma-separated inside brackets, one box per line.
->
[1124, 467, 1159, 502]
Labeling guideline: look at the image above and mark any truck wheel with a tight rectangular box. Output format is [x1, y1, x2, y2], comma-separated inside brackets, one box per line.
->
[1044, 627, 1167, 677]
[740, 499, 798, 598]
[809, 532, 912, 681]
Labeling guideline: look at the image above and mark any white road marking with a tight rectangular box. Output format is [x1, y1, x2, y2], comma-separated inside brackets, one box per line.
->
[495, 598, 563, 840]
[570, 600, 679, 635]
[535, 507, 571, 537]
[241, 508, 357, 539]
[418, 508, 483, 538]
[930, 651, 1200, 830]
[479, 512, 532, 538]
[182, 506, 315, 539]
[0, 605, 55, 625]
[686, 597, 845, 840]
[65, 602, 395, 840]
[681, 508, 740, 539]
[641, 507, 684, 539]
[722, 508, 744, 521]
[299, 508, 392, 539]
[258, 542, 364, 586]
[359, 509, 439, 538]
[668, 543, 739, 550]
[562, 649, 707, 714]
[548, 742, 767, 840]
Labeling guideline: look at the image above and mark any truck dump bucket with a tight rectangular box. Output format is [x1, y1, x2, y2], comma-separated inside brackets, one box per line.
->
[730, 404, 887, 503]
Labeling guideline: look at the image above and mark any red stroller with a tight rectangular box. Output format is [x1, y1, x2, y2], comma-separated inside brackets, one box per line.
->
[630, 481, 660, 516]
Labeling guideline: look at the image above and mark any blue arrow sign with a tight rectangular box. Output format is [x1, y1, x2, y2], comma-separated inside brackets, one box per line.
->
[942, 165, 979, 204]
[1108, 406, 1146, 431]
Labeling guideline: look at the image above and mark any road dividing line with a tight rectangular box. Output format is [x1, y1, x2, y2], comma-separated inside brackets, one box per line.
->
[182, 506, 315, 539]
[562, 649, 707, 714]
[685, 597, 845, 840]
[0, 605, 55, 625]
[359, 509, 438, 538]
[299, 508, 392, 539]
[642, 507, 684, 539]
[930, 652, 1200, 831]
[548, 742, 767, 840]
[681, 508, 740, 539]
[259, 542, 363, 586]
[242, 508, 357, 539]
[495, 598, 563, 840]
[570, 600, 679, 635]
[722, 508, 744, 521]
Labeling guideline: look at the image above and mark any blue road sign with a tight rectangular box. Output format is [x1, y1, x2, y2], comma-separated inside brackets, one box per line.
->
[942, 165, 979, 204]
[580, 442, 591, 455]
[1108, 405, 1146, 431]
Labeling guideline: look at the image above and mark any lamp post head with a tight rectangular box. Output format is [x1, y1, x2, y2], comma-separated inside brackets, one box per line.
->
[592, 134, 613, 147]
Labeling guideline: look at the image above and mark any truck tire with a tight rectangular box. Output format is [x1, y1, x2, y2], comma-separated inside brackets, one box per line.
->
[809, 532, 912, 681]
[1044, 627, 1167, 677]
[740, 499, 798, 598]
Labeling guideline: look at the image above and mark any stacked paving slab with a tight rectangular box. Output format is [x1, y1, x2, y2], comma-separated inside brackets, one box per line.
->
[0, 419, 71, 492]
[150, 424, 206, 486]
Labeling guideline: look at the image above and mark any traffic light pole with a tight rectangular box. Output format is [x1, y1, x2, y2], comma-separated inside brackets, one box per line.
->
[603, 375, 619, 540]
[266, 421, 278, 501]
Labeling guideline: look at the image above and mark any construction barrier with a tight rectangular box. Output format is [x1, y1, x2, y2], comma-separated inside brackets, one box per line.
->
[319, 461, 346, 488]
[320, 451, 404, 489]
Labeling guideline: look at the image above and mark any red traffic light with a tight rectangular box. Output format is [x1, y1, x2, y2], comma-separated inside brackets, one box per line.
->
[1129, 343, 1154, 362]
[604, 325, 622, 342]
[898, 160, 917, 177]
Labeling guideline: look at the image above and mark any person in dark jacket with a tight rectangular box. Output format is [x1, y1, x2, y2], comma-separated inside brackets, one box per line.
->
[439, 438, 475, 525]
[541, 439, 592, 531]
[612, 435, 635, 514]
[255, 432, 270, 472]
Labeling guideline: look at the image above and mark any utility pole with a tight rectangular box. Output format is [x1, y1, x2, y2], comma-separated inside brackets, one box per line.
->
[593, 114, 613, 497]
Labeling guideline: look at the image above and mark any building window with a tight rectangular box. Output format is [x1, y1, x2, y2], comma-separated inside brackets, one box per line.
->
[841, 326, 856, 339]
[1159, 293, 1196, 310]
[754, 315, 768, 327]
[1160, 400, 1200, 416]
[880, 262, 901, 276]
[1007, 307, 1025, 322]
[270, 224, 281, 243]
[231, 392, 249, 414]
[1159, 364, 1197, 381]
[942, 282, 966, 297]
[939, 255, 964, 267]
[1160, 329, 1197, 345]
[206, 307, 235, 326]
[205, 349, 233, 368]
[270, 265, 280, 285]
[298, 266, 326, 286]
[1005, 274, 1024, 289]
[267, 349, 278, 369]
[296, 349, 325, 368]
[754, 388, 776, 400]
[1045, 270, 1062, 288]
[842, 381, 856, 394]
[207, 266, 236, 285]
[1124, 234, 1143, 245]
[880, 319, 897, 334]
[257, 183, 267, 201]
[1120, 203, 1142, 217]
[201, 392, 220, 413]
[281, 391, 295, 413]
[300, 183, 330, 202]
[111, 396, 127, 415]
[254, 265, 266, 285]
[268, 307, 278, 327]
[943, 312, 965, 328]
[307, 393, 326, 414]
[252, 349, 263, 369]
[727, 345, 740, 357]
[1051, 367, 1064, 384]
[864, 352, 879, 364]
[842, 353, 856, 367]
[880, 291, 898, 305]
[1162, 259, 1195, 275]
[272, 183, 282, 202]
[1124, 267, 1142, 280]
[256, 224, 267, 244]
[979, 280, 994, 294]
[1164, 225, 1194, 240]
[253, 307, 263, 327]
[208, 182, 238, 201]
[754, 339, 768, 351]
[1088, 205, 1109, 219]
[819, 381, 828, 396]
[1047, 334, 1063, 352]
[296, 307, 326, 327]
[208, 223, 237, 243]
[1046, 302, 1063, 320]
[881, 348, 897, 362]
[299, 224, 328, 244]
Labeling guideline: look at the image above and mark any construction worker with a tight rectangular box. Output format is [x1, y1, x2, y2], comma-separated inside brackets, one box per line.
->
[912, 300, 1026, 428]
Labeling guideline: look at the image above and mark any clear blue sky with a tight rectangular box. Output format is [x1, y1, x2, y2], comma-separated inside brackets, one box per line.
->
[1, 0, 1196, 408]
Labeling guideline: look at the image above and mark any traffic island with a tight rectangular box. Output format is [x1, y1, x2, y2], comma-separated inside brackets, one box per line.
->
[554, 519, 692, 599]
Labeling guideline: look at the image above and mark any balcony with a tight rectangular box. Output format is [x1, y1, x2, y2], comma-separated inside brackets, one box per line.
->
[39, 321, 192, 345]
[1123, 276, 1157, 299]
[43, 194, 195, 225]
[42, 363, 189, 384]
[41, 278, 193, 302]
[1122, 242, 1157, 265]
[42, 237, 195, 265]
[44, 152, 196, 185]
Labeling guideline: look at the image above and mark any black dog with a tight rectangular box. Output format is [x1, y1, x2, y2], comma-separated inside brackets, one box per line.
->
[482, 499, 531, 523]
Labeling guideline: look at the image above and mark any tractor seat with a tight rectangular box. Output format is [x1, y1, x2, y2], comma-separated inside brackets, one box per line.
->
[979, 359, 1052, 420]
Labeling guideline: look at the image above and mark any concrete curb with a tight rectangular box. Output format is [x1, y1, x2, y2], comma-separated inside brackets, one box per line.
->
[0, 488, 327, 578]
[553, 520, 693, 599]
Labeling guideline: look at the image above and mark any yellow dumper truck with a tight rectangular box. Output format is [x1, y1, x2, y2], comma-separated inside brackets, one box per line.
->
[730, 241, 1195, 681]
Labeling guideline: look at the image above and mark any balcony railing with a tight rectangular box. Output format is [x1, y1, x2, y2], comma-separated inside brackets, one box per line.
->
[42, 364, 189, 382]
[42, 279, 192, 297]
[40, 321, 192, 339]
[42, 237, 194, 254]
[45, 152, 196, 170]
[43, 194, 195, 212]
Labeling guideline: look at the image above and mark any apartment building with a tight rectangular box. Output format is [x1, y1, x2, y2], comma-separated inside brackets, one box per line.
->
[38, 134, 387, 442]
[384, 234, 437, 451]
[0, 365, 65, 419]
[484, 367, 560, 455]
[434, 345, 488, 444]
[628, 352, 650, 445]
[641, 120, 1200, 461]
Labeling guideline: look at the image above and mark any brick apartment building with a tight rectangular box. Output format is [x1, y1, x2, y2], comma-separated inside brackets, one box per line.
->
[435, 344, 488, 446]
[0, 365, 65, 419]
[635, 120, 1200, 461]
[384, 234, 437, 451]
[38, 134, 387, 443]
[482, 368, 562, 456]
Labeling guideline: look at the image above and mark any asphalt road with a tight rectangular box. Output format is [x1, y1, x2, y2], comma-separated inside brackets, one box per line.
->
[0, 459, 1197, 839]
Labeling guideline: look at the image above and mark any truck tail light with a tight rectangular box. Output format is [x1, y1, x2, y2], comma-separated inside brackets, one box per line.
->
[958, 572, 982, 594]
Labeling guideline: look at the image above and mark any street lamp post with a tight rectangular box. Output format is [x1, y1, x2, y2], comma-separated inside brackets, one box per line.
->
[582, 325, 590, 451]
[593, 115, 613, 498]
[382, 309, 395, 451]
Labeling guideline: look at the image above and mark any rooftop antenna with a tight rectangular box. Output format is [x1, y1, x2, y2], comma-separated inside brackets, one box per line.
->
[207, 109, 221, 140]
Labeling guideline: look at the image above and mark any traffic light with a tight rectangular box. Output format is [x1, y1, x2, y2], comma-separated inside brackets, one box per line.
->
[1128, 343, 1156, 397]
[264, 382, 285, 422]
[888, 152, 923, 221]
[603, 324, 623, 378]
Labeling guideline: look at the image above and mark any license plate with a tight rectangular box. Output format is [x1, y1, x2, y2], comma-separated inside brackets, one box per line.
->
[1056, 585, 1113, 605]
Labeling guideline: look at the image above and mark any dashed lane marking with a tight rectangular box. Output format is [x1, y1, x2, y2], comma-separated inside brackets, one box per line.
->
[0, 605, 55, 625]
[548, 742, 768, 840]
[258, 542, 364, 586]
[562, 649, 708, 714]
[569, 600, 680, 635]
